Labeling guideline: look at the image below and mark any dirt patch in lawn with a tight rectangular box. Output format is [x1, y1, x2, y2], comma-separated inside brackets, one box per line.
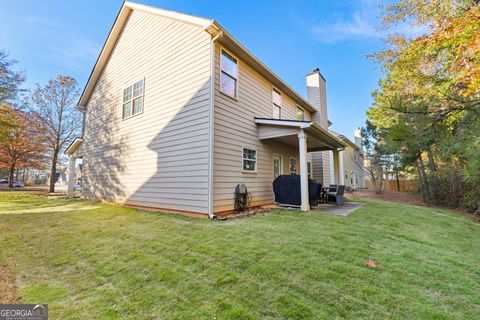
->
[364, 259, 380, 269]
[348, 189, 424, 205]
[0, 264, 19, 303]
[349, 189, 480, 223]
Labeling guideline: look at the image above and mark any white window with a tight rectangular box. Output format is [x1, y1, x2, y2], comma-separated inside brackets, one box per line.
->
[307, 161, 312, 179]
[123, 79, 144, 119]
[272, 88, 282, 119]
[289, 157, 297, 175]
[273, 154, 283, 179]
[220, 50, 238, 99]
[242, 147, 257, 172]
[297, 106, 305, 121]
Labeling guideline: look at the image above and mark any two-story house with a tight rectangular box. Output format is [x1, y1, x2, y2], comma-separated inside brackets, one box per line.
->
[332, 129, 366, 190]
[66, 1, 347, 218]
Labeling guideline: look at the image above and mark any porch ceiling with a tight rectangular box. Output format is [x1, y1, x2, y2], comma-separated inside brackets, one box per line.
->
[255, 118, 346, 152]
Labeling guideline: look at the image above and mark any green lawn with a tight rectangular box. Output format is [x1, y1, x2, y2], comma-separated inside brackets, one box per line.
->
[0, 193, 479, 319]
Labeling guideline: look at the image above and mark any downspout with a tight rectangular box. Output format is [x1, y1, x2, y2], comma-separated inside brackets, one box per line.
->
[208, 30, 222, 219]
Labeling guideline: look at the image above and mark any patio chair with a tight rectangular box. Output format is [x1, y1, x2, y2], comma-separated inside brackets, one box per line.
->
[326, 185, 345, 205]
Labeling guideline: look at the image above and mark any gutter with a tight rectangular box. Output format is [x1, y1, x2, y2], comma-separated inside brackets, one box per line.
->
[207, 29, 223, 219]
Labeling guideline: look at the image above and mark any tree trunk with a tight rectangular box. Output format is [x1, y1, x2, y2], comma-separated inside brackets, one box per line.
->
[418, 155, 431, 203]
[49, 150, 59, 193]
[8, 164, 15, 188]
[416, 164, 427, 203]
[374, 170, 383, 194]
[376, 178, 383, 194]
[427, 149, 441, 205]
[395, 172, 400, 191]
[449, 170, 460, 207]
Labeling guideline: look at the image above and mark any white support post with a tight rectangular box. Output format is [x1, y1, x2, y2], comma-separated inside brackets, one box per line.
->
[332, 150, 339, 186]
[338, 149, 345, 185]
[298, 129, 310, 211]
[67, 156, 76, 198]
[328, 151, 335, 185]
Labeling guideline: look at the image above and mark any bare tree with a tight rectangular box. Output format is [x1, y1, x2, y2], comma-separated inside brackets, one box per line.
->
[31, 76, 81, 192]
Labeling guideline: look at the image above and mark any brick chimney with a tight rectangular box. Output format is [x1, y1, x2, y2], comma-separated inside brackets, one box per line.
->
[306, 68, 329, 129]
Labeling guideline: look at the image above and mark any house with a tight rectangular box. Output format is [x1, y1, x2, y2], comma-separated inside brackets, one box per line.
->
[332, 129, 366, 190]
[67, 1, 349, 218]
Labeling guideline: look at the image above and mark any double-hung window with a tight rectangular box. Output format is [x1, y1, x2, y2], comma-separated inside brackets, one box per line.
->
[242, 147, 257, 172]
[220, 50, 238, 99]
[296, 106, 305, 121]
[289, 157, 297, 175]
[123, 79, 144, 119]
[272, 88, 282, 119]
[307, 161, 312, 179]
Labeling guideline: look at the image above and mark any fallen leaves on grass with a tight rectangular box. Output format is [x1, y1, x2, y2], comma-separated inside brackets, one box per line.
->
[0, 264, 19, 303]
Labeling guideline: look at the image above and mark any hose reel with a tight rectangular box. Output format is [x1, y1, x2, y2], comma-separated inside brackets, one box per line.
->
[234, 183, 251, 213]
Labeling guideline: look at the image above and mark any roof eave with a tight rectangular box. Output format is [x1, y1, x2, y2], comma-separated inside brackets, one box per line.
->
[210, 21, 317, 114]
[310, 123, 348, 150]
[77, 1, 212, 110]
[65, 137, 83, 156]
[254, 118, 346, 150]
[77, 2, 318, 114]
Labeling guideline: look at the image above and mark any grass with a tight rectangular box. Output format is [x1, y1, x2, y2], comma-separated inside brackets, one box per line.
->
[0, 192, 479, 319]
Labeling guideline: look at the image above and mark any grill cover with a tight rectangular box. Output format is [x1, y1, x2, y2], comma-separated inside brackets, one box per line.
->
[273, 175, 322, 207]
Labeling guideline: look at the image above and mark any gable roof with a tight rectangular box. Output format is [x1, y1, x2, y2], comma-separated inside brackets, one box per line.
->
[330, 130, 363, 154]
[77, 1, 317, 113]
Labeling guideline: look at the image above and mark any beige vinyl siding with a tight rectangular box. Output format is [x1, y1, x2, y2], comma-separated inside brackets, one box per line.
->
[81, 10, 211, 214]
[342, 144, 366, 189]
[213, 45, 312, 213]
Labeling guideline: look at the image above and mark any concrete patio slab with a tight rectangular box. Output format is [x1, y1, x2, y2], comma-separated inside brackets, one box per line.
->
[313, 202, 364, 216]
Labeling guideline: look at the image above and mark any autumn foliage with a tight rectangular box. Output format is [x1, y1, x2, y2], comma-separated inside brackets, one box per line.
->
[367, 0, 480, 212]
[0, 105, 47, 187]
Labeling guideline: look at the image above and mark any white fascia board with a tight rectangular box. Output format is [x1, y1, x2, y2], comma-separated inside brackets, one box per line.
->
[254, 118, 312, 129]
[125, 1, 211, 28]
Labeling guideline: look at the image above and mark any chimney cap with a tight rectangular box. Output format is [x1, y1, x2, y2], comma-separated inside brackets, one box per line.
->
[306, 68, 326, 81]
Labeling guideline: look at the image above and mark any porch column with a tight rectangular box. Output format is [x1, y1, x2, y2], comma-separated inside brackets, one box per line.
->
[298, 129, 310, 211]
[338, 150, 345, 185]
[328, 151, 335, 185]
[332, 150, 340, 185]
[67, 156, 76, 198]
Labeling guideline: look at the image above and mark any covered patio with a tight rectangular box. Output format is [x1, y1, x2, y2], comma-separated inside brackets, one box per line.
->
[255, 118, 347, 211]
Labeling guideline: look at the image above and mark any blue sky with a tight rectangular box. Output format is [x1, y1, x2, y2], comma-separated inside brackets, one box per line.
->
[0, 0, 394, 139]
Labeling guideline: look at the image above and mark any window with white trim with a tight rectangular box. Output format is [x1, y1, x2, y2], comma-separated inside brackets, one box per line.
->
[242, 147, 257, 172]
[297, 106, 305, 121]
[272, 88, 282, 119]
[307, 161, 312, 179]
[122, 79, 144, 119]
[289, 157, 297, 175]
[220, 50, 238, 99]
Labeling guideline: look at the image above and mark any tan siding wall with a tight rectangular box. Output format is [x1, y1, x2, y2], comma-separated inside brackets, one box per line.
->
[81, 10, 211, 214]
[342, 146, 366, 189]
[213, 45, 312, 213]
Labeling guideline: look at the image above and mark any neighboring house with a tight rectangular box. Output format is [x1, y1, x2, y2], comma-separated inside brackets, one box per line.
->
[67, 1, 348, 218]
[333, 129, 366, 190]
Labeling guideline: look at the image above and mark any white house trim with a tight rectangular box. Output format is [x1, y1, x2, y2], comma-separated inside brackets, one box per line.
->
[298, 129, 309, 211]
[77, 1, 318, 114]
